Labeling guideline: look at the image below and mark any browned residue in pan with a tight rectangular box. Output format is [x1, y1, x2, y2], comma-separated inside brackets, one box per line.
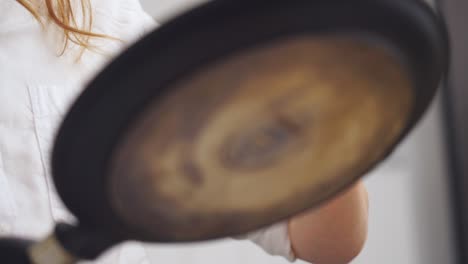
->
[108, 35, 413, 241]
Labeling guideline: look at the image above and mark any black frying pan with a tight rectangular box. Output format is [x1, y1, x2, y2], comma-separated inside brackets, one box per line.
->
[0, 0, 449, 263]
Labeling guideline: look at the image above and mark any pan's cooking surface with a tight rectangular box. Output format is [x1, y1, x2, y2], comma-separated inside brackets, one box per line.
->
[108, 35, 413, 241]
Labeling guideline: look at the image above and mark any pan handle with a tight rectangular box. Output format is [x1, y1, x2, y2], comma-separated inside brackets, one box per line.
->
[0, 223, 117, 264]
[0, 235, 76, 264]
[0, 237, 36, 264]
[28, 233, 77, 264]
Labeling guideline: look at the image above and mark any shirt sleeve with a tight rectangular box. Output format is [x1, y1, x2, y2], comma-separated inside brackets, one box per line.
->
[91, 0, 159, 50]
[77, 0, 159, 75]
[235, 222, 296, 262]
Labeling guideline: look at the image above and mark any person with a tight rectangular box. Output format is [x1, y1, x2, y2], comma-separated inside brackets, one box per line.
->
[0, 0, 369, 263]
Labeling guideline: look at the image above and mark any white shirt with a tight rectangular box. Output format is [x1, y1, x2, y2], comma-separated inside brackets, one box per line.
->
[0, 0, 295, 263]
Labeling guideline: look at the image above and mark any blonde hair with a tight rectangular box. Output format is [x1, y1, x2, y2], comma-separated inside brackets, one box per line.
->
[17, 0, 114, 55]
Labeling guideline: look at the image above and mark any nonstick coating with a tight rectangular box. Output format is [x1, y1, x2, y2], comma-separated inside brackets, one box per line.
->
[51, 0, 448, 242]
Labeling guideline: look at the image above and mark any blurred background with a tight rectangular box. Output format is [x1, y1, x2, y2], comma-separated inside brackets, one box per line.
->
[127, 0, 462, 263]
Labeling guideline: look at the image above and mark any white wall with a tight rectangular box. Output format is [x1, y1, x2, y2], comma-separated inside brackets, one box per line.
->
[137, 1, 457, 263]
[352, 94, 456, 264]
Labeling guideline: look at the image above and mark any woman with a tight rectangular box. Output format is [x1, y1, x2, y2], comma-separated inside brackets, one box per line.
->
[0, 0, 369, 263]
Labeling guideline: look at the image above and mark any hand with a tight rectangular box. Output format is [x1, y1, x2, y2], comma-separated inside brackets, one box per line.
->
[289, 181, 369, 264]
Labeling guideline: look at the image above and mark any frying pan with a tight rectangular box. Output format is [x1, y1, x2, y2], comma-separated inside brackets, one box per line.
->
[0, 0, 449, 263]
